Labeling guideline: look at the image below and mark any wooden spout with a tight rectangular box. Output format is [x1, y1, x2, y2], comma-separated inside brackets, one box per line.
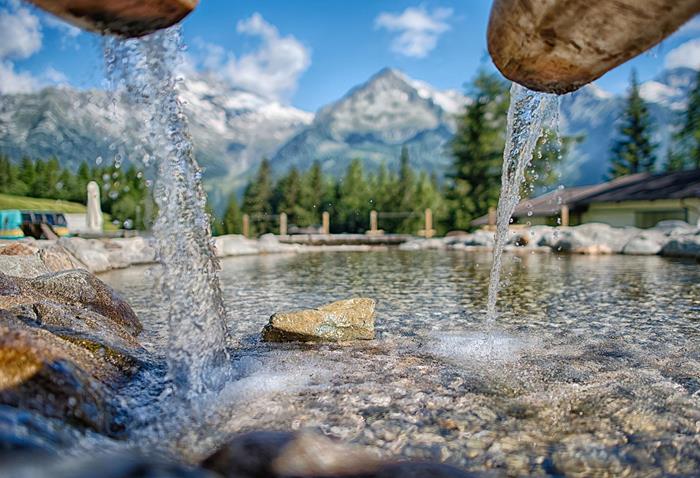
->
[28, 0, 199, 38]
[488, 0, 700, 94]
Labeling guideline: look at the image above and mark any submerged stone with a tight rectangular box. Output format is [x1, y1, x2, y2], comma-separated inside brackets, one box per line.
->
[0, 320, 127, 437]
[661, 234, 700, 259]
[1, 269, 143, 336]
[203, 430, 382, 477]
[2, 452, 217, 478]
[262, 298, 376, 342]
[0, 269, 143, 437]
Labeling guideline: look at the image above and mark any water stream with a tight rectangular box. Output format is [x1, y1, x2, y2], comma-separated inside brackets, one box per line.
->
[102, 27, 230, 397]
[486, 84, 559, 323]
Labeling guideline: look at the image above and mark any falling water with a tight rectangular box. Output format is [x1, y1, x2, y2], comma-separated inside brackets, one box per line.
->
[486, 84, 558, 323]
[103, 28, 230, 397]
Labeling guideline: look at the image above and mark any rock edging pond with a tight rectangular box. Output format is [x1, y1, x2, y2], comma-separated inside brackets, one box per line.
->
[401, 222, 700, 259]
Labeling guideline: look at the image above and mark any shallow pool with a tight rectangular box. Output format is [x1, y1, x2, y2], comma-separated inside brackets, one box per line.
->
[103, 251, 700, 476]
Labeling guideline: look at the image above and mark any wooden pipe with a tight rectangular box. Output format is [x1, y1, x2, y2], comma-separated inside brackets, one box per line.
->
[28, 0, 198, 38]
[488, 0, 700, 94]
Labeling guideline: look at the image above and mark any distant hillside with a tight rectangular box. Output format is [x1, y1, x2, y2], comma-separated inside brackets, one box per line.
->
[0, 66, 695, 207]
[0, 193, 86, 213]
[271, 68, 466, 178]
[0, 73, 312, 208]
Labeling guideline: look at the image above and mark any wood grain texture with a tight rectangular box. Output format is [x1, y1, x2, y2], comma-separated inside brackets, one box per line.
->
[28, 0, 198, 38]
[488, 0, 700, 93]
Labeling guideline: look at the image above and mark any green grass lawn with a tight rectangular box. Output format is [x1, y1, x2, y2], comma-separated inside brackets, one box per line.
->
[0, 193, 121, 232]
[0, 193, 87, 213]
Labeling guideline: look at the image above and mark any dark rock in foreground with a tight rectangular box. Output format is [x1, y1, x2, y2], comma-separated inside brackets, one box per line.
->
[262, 298, 376, 342]
[203, 430, 476, 478]
[0, 267, 143, 437]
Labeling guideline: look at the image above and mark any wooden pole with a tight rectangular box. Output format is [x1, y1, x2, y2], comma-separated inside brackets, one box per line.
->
[488, 207, 496, 228]
[424, 208, 434, 238]
[322, 211, 330, 235]
[242, 214, 250, 238]
[369, 210, 378, 235]
[560, 205, 570, 227]
[279, 212, 287, 236]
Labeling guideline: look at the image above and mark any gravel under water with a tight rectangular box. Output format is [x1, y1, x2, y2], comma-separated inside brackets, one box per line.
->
[102, 250, 700, 476]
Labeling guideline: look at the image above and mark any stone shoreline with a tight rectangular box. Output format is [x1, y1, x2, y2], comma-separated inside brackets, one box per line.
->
[400, 222, 700, 259]
[0, 222, 697, 277]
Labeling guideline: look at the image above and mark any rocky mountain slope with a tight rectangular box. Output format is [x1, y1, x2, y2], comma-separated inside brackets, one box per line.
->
[0, 66, 695, 206]
[271, 68, 465, 178]
[0, 73, 312, 206]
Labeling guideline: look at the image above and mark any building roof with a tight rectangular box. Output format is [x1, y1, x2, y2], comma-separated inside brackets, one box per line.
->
[471, 169, 700, 226]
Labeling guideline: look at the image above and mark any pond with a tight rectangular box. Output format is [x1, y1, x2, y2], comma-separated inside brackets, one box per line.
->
[102, 250, 700, 476]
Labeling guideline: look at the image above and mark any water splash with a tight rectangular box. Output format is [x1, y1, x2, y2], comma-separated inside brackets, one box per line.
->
[103, 28, 230, 397]
[486, 84, 558, 323]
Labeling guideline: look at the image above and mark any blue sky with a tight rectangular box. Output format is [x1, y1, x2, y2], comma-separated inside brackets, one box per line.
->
[1, 0, 700, 111]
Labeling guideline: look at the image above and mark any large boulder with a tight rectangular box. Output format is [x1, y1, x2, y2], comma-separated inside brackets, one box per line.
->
[660, 233, 700, 259]
[202, 431, 382, 477]
[202, 431, 475, 478]
[0, 318, 126, 436]
[103, 237, 157, 269]
[262, 298, 376, 342]
[58, 236, 156, 273]
[622, 231, 666, 255]
[213, 235, 260, 257]
[0, 243, 85, 278]
[0, 405, 79, 457]
[545, 223, 638, 254]
[58, 237, 112, 273]
[0, 270, 142, 336]
[0, 270, 143, 436]
[2, 452, 217, 478]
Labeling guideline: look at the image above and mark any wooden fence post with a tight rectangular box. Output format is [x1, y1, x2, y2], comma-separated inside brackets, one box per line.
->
[322, 211, 330, 235]
[279, 212, 287, 236]
[242, 214, 250, 238]
[424, 208, 434, 238]
[488, 207, 496, 228]
[560, 205, 570, 227]
[369, 210, 378, 235]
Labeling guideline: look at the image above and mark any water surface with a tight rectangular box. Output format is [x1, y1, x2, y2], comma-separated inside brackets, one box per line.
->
[103, 251, 700, 476]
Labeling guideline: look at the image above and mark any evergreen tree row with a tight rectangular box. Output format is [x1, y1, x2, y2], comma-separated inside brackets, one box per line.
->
[0, 156, 152, 230]
[609, 68, 700, 177]
[213, 149, 446, 236]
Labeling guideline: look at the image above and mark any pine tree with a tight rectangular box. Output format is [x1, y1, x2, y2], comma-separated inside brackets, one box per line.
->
[446, 69, 509, 230]
[674, 68, 700, 170]
[335, 159, 370, 233]
[664, 145, 685, 172]
[609, 70, 657, 178]
[300, 161, 326, 224]
[241, 158, 274, 235]
[18, 157, 36, 196]
[274, 166, 307, 225]
[222, 192, 242, 234]
[0, 155, 15, 194]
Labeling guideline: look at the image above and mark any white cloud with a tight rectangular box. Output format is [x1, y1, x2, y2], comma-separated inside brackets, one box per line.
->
[0, 3, 42, 59]
[0, 60, 40, 93]
[193, 13, 311, 102]
[375, 6, 452, 58]
[665, 38, 700, 70]
[0, 1, 71, 94]
[42, 66, 68, 85]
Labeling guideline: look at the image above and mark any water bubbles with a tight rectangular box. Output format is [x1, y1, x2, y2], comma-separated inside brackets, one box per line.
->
[486, 84, 559, 324]
[103, 27, 230, 398]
